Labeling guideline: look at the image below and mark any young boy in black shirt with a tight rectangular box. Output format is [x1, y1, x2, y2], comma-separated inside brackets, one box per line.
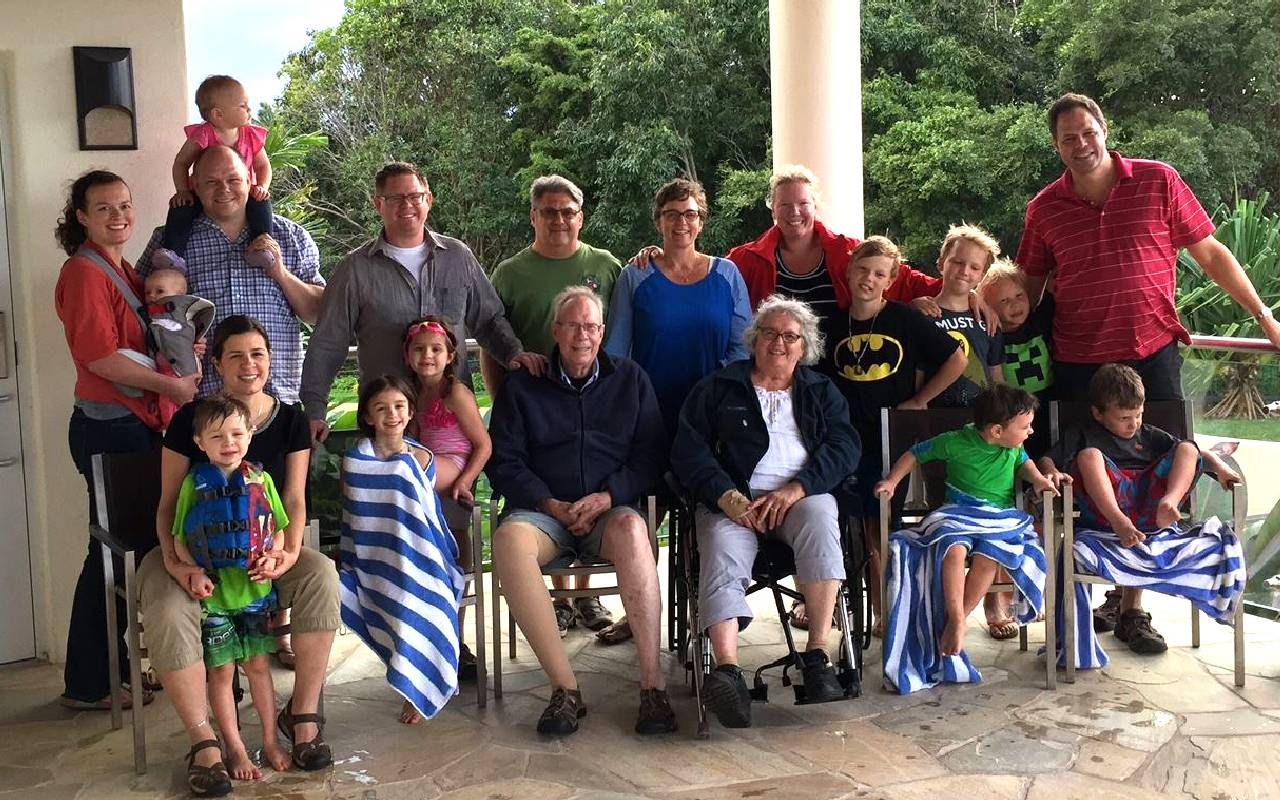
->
[1037, 364, 1240, 654]
[821, 235, 967, 630]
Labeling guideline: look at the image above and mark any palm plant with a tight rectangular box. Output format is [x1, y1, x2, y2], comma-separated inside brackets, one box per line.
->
[259, 106, 331, 243]
[1175, 193, 1280, 419]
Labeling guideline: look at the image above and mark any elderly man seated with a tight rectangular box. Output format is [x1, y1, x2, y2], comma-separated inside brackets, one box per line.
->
[672, 295, 860, 728]
[487, 286, 673, 736]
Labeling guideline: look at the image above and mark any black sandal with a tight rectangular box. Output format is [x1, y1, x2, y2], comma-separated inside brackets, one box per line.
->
[277, 695, 333, 771]
[185, 739, 232, 798]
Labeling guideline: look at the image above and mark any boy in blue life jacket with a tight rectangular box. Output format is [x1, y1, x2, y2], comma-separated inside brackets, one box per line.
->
[171, 395, 291, 781]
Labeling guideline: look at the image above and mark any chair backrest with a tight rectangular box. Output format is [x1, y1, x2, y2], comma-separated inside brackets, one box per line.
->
[880, 407, 976, 511]
[91, 448, 163, 552]
[1049, 399, 1192, 444]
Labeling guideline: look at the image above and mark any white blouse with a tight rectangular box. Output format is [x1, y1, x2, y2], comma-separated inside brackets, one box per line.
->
[748, 385, 809, 493]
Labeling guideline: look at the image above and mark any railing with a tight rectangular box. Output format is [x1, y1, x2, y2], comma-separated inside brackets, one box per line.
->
[323, 334, 1280, 614]
[1183, 335, 1279, 618]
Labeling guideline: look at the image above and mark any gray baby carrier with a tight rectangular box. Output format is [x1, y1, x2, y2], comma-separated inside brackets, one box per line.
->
[75, 247, 216, 390]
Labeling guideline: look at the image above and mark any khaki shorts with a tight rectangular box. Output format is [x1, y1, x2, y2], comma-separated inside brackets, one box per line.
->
[138, 547, 340, 673]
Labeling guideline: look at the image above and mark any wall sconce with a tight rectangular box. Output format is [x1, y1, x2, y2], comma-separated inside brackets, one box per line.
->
[73, 46, 138, 151]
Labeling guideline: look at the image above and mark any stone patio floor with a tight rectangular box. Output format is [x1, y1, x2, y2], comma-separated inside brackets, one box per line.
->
[2, 556, 1279, 800]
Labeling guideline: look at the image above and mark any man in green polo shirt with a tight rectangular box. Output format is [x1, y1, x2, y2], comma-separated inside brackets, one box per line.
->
[482, 175, 622, 636]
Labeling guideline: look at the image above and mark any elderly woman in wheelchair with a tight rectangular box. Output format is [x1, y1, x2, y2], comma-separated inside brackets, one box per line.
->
[672, 295, 861, 729]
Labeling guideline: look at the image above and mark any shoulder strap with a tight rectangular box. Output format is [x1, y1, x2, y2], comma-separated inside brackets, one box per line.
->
[75, 247, 156, 353]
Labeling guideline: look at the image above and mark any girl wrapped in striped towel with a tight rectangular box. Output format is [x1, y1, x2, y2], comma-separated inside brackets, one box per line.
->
[339, 375, 465, 725]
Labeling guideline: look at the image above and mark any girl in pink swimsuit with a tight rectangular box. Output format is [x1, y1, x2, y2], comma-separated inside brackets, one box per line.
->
[403, 317, 492, 506]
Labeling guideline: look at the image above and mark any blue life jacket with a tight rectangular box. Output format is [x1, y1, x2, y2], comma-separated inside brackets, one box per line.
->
[183, 462, 277, 581]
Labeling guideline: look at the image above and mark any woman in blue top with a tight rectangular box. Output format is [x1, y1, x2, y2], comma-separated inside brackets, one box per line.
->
[605, 179, 752, 436]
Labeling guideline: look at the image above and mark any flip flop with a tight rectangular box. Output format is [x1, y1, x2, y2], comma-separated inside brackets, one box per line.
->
[60, 686, 154, 711]
[986, 620, 1019, 640]
[595, 618, 633, 645]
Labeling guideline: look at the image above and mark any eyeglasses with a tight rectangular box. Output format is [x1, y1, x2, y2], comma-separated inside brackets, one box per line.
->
[380, 192, 429, 206]
[760, 328, 802, 344]
[556, 321, 603, 336]
[660, 209, 704, 223]
[537, 207, 581, 220]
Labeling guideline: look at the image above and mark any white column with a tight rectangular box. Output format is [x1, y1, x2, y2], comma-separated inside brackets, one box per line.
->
[769, 0, 863, 237]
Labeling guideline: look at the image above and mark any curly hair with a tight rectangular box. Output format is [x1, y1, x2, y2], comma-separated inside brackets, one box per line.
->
[745, 295, 825, 366]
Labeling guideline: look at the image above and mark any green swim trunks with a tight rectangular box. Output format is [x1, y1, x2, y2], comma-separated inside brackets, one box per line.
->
[201, 606, 277, 668]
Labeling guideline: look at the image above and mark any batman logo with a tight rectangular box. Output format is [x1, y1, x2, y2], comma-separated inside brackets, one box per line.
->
[946, 329, 972, 358]
[835, 333, 903, 382]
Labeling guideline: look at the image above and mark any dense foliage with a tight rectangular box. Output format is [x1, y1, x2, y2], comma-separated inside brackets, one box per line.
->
[273, 0, 1280, 276]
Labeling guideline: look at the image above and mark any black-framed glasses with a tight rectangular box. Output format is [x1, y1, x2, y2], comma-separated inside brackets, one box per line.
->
[537, 207, 581, 220]
[660, 209, 704, 223]
[760, 328, 802, 344]
[380, 192, 429, 206]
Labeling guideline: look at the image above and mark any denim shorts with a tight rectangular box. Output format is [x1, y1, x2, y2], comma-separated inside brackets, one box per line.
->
[501, 505, 643, 568]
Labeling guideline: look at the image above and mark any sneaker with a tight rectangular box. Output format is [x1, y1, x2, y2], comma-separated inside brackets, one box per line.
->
[634, 688, 678, 735]
[574, 596, 614, 631]
[536, 687, 586, 735]
[554, 600, 576, 638]
[800, 649, 845, 704]
[1114, 609, 1168, 654]
[1093, 588, 1123, 633]
[702, 665, 751, 728]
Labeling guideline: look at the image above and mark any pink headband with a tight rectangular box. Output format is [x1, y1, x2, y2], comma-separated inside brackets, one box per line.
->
[404, 320, 451, 354]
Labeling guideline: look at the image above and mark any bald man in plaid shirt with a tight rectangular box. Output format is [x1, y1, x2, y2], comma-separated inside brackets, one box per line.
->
[139, 145, 325, 402]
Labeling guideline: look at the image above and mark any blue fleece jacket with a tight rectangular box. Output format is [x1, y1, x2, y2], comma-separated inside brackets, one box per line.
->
[486, 350, 667, 512]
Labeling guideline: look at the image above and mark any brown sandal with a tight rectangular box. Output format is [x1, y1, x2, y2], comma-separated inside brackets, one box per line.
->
[185, 739, 232, 797]
[277, 696, 333, 771]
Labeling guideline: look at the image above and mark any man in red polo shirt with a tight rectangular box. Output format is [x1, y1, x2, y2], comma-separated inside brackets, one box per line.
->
[1017, 93, 1280, 401]
[1017, 93, 1280, 653]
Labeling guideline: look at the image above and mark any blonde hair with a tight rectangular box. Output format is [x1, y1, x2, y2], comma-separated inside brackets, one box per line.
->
[939, 223, 1001, 270]
[767, 164, 821, 209]
[977, 258, 1026, 298]
[849, 235, 902, 279]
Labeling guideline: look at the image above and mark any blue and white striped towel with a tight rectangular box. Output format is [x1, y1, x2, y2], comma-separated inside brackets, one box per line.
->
[339, 437, 465, 720]
[884, 503, 1047, 695]
[1054, 518, 1245, 670]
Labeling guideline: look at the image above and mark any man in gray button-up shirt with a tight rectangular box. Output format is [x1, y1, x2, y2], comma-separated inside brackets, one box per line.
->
[301, 161, 544, 439]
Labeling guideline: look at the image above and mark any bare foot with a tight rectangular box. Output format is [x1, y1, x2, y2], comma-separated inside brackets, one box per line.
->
[1155, 497, 1180, 529]
[870, 617, 884, 638]
[224, 740, 263, 781]
[399, 699, 423, 725]
[262, 739, 290, 772]
[940, 617, 965, 656]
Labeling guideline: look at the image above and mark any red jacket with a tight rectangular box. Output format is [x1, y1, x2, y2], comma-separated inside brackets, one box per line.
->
[726, 220, 941, 311]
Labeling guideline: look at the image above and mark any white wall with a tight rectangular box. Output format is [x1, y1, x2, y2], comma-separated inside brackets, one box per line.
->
[0, 0, 187, 662]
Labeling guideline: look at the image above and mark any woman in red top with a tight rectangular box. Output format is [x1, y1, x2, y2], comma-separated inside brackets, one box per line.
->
[725, 166, 944, 316]
[53, 170, 200, 711]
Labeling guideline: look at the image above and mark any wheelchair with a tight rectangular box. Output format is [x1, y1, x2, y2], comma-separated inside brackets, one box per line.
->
[666, 475, 868, 738]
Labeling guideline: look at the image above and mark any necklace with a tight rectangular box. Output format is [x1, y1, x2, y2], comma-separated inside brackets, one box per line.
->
[847, 300, 885, 374]
[238, 394, 275, 431]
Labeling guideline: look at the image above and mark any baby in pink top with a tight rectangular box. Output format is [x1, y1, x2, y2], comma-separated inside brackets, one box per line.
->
[151, 75, 275, 274]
